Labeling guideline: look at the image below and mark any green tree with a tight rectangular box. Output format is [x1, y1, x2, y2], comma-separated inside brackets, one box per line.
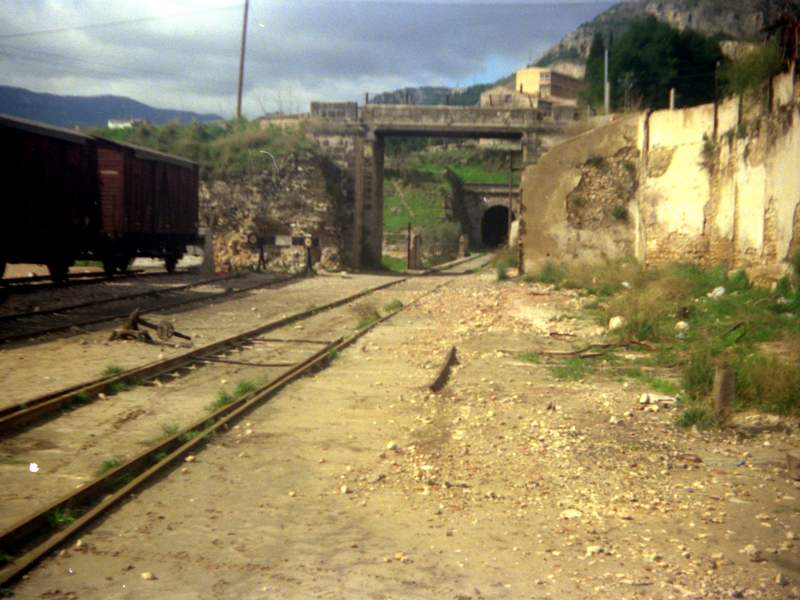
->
[582, 32, 607, 107]
[607, 16, 726, 110]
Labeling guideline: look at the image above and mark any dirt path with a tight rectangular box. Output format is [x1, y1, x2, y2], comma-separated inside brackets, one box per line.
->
[6, 270, 800, 600]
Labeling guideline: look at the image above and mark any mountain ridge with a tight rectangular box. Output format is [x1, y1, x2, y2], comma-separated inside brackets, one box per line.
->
[537, 0, 768, 66]
[0, 85, 221, 129]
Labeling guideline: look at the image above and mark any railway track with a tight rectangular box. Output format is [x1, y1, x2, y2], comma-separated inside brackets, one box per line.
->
[0, 270, 295, 344]
[0, 255, 487, 588]
[1, 269, 133, 290]
[0, 265, 204, 294]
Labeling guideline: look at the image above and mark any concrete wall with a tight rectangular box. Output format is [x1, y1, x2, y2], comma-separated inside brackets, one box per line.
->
[519, 70, 800, 283]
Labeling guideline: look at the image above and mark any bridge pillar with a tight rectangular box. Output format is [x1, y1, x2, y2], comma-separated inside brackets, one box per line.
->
[522, 131, 543, 165]
[361, 133, 385, 267]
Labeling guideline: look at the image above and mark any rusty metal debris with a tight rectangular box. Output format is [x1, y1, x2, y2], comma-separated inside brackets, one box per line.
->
[109, 308, 190, 343]
[429, 346, 459, 392]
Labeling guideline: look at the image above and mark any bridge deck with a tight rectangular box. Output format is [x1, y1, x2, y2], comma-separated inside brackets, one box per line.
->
[312, 102, 564, 138]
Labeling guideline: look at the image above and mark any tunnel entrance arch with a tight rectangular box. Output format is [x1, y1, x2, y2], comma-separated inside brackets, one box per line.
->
[481, 205, 515, 247]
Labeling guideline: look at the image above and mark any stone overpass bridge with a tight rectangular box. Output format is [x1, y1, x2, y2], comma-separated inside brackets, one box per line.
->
[310, 102, 572, 268]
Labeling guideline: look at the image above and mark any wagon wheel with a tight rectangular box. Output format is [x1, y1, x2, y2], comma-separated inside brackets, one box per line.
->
[164, 254, 178, 273]
[157, 321, 175, 341]
[103, 257, 117, 278]
[47, 260, 69, 285]
[118, 254, 133, 273]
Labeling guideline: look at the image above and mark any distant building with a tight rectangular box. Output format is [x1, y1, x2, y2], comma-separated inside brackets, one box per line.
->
[479, 85, 544, 109]
[479, 66, 584, 110]
[107, 118, 146, 129]
[515, 66, 583, 106]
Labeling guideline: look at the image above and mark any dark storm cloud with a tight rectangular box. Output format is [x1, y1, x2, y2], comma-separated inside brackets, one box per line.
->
[0, 1, 613, 117]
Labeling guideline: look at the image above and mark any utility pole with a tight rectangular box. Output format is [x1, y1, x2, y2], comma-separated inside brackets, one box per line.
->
[507, 151, 513, 244]
[236, 0, 249, 119]
[604, 48, 610, 114]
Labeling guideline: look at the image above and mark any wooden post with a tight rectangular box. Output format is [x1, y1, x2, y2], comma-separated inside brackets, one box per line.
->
[712, 366, 736, 421]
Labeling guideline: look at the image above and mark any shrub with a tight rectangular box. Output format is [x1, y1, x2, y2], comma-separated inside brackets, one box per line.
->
[720, 41, 784, 97]
[536, 261, 566, 285]
[611, 206, 628, 220]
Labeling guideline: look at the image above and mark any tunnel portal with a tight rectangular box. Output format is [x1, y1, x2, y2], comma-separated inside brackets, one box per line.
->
[481, 205, 514, 247]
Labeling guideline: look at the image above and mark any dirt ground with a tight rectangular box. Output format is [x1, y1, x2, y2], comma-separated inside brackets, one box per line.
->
[6, 268, 800, 600]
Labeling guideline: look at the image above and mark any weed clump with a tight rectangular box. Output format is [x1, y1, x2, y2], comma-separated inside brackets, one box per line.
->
[207, 378, 262, 412]
[47, 506, 81, 530]
[561, 259, 800, 419]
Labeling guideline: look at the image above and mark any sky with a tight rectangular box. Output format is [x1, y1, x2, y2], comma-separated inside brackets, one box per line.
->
[0, 0, 615, 119]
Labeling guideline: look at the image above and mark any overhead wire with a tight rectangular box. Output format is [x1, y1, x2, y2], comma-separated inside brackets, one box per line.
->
[0, 4, 243, 107]
[0, 4, 241, 40]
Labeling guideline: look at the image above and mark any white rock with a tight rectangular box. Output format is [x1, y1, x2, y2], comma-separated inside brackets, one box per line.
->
[675, 320, 690, 332]
[585, 545, 603, 557]
[141, 572, 157, 580]
[608, 316, 626, 330]
[708, 286, 726, 299]
[560, 508, 583, 519]
[742, 544, 762, 561]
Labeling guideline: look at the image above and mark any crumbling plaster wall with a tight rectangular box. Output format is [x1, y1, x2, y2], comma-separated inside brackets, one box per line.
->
[640, 71, 800, 283]
[520, 70, 800, 283]
[519, 114, 640, 274]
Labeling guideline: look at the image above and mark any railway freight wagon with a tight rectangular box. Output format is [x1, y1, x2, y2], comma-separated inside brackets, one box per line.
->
[93, 138, 200, 274]
[0, 114, 102, 281]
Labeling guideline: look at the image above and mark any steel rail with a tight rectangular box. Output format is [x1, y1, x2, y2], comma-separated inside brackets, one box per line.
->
[0, 337, 342, 588]
[0, 269, 147, 289]
[0, 272, 242, 324]
[0, 272, 297, 344]
[0, 255, 485, 588]
[0, 277, 404, 434]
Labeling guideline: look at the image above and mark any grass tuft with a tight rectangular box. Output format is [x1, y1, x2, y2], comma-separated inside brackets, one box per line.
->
[97, 458, 124, 476]
[102, 365, 125, 377]
[207, 378, 263, 412]
[520, 353, 541, 364]
[675, 404, 717, 430]
[550, 356, 594, 381]
[47, 506, 81, 530]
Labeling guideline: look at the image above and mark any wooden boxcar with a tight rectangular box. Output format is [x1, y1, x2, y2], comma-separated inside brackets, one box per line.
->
[0, 113, 200, 280]
[93, 138, 199, 273]
[0, 114, 101, 281]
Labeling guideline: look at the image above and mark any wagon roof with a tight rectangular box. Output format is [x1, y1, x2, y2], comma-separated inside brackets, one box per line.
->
[0, 113, 94, 145]
[93, 137, 198, 169]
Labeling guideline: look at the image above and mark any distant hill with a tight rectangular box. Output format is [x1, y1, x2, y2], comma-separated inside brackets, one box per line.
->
[0, 86, 221, 129]
[369, 83, 494, 107]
